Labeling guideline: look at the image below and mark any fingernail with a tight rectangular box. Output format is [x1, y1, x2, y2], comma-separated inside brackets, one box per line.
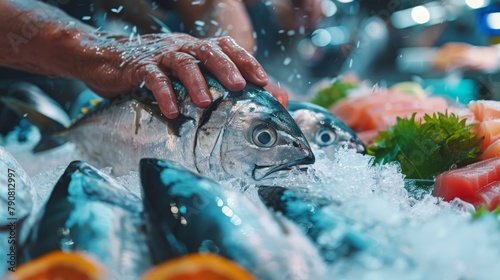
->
[164, 103, 179, 119]
[198, 97, 212, 107]
[230, 73, 246, 87]
[165, 111, 179, 119]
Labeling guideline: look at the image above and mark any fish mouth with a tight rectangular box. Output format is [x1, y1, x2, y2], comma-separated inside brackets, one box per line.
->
[252, 155, 315, 181]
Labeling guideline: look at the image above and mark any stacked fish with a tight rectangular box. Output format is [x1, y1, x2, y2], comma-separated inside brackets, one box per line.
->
[0, 74, 369, 279]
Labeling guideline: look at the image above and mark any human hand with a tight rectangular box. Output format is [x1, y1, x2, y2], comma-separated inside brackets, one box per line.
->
[432, 43, 499, 73]
[77, 33, 270, 119]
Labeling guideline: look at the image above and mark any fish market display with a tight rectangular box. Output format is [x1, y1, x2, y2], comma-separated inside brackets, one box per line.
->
[0, 74, 314, 181]
[139, 159, 325, 280]
[288, 101, 366, 158]
[18, 161, 151, 280]
[4, 75, 500, 279]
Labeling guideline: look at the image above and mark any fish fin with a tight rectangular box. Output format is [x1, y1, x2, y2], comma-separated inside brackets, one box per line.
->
[0, 82, 71, 152]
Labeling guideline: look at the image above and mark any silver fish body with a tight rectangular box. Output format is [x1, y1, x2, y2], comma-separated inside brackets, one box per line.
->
[19, 161, 151, 280]
[29, 74, 314, 181]
[288, 101, 366, 158]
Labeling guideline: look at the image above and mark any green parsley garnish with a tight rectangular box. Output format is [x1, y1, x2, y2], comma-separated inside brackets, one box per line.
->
[309, 80, 357, 109]
[367, 112, 482, 180]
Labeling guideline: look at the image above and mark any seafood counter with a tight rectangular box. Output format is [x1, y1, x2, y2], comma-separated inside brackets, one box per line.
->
[2, 76, 500, 279]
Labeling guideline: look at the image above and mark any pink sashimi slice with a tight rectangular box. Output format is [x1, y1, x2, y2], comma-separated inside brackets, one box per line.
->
[472, 181, 500, 211]
[433, 157, 500, 205]
[479, 139, 500, 160]
[468, 100, 500, 122]
[476, 119, 500, 149]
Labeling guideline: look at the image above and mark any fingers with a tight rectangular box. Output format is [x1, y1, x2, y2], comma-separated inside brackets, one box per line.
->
[141, 65, 179, 119]
[217, 36, 269, 87]
[161, 52, 212, 107]
[183, 36, 269, 89]
[181, 40, 247, 91]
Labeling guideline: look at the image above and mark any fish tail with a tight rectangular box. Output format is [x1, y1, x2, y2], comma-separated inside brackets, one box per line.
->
[0, 82, 71, 152]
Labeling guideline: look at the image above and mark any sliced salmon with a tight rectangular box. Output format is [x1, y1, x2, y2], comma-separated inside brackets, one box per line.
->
[357, 129, 380, 145]
[433, 157, 500, 207]
[473, 181, 500, 211]
[479, 139, 500, 159]
[476, 120, 500, 149]
[468, 100, 500, 122]
[331, 91, 453, 133]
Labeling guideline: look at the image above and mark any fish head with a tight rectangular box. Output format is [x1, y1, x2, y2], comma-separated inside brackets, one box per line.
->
[288, 101, 366, 159]
[194, 84, 314, 182]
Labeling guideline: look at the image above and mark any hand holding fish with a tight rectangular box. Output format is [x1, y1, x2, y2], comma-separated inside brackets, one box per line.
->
[0, 0, 280, 119]
[77, 33, 270, 119]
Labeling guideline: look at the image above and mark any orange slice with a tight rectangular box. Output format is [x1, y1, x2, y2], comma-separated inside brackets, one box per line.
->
[141, 253, 256, 280]
[7, 251, 107, 280]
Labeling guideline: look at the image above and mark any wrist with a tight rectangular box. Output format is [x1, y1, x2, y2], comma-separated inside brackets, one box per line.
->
[0, 5, 99, 78]
[0, 1, 122, 83]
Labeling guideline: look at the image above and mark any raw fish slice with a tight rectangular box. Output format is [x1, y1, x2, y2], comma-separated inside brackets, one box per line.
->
[331, 91, 453, 132]
[476, 120, 500, 149]
[479, 139, 500, 159]
[329, 90, 403, 130]
[329, 96, 375, 131]
[357, 129, 380, 145]
[468, 100, 500, 121]
[473, 181, 500, 211]
[433, 157, 500, 203]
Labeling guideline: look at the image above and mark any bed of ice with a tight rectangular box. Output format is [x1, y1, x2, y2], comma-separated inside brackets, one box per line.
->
[2, 124, 500, 280]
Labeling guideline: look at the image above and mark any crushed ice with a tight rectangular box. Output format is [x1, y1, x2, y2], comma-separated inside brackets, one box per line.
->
[2, 126, 500, 279]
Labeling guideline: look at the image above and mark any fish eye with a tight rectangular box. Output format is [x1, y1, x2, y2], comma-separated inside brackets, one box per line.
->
[315, 127, 336, 147]
[252, 125, 277, 148]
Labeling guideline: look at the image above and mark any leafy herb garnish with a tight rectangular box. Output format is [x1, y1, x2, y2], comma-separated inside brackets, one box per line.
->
[367, 112, 482, 180]
[309, 80, 357, 109]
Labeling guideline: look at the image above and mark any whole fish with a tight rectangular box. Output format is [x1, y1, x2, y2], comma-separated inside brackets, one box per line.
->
[0, 146, 34, 277]
[288, 101, 366, 158]
[139, 158, 325, 280]
[19, 161, 151, 280]
[0, 75, 314, 181]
